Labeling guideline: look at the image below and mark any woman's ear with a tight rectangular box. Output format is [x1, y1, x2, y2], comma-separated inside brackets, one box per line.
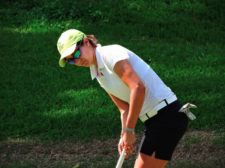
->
[83, 37, 91, 47]
[83, 37, 89, 45]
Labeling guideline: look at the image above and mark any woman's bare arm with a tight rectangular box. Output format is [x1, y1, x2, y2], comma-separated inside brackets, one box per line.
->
[107, 92, 129, 135]
[113, 59, 145, 129]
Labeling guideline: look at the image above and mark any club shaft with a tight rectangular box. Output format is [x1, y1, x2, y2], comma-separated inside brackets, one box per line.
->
[116, 149, 125, 168]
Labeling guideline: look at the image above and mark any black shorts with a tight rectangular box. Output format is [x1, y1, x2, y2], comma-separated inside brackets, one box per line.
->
[138, 100, 188, 161]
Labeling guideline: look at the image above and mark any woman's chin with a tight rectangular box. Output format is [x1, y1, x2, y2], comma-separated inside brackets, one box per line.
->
[80, 63, 90, 67]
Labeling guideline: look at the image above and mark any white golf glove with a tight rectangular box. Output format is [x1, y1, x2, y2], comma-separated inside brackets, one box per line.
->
[179, 103, 197, 120]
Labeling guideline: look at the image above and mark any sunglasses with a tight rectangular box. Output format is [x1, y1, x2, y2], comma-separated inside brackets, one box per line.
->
[66, 39, 83, 64]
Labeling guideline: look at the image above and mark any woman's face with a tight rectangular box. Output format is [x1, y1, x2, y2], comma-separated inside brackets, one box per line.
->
[65, 38, 96, 67]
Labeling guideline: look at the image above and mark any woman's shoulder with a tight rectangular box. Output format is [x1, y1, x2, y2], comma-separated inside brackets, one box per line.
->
[100, 44, 128, 53]
[101, 44, 125, 49]
[98, 44, 130, 70]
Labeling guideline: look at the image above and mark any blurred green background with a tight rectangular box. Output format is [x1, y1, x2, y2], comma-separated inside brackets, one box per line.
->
[0, 0, 224, 141]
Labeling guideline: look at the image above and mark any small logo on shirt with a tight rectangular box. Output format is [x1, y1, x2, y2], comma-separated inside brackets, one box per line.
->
[97, 72, 104, 78]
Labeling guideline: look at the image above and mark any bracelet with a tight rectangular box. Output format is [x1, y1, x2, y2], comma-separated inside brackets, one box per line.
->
[124, 127, 135, 134]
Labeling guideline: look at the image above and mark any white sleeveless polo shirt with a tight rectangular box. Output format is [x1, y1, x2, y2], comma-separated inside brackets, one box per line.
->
[90, 44, 175, 117]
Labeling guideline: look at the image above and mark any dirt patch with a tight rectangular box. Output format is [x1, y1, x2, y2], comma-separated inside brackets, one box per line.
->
[0, 130, 224, 168]
[167, 130, 225, 168]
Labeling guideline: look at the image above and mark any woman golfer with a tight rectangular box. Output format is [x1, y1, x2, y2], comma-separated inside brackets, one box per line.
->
[57, 29, 189, 168]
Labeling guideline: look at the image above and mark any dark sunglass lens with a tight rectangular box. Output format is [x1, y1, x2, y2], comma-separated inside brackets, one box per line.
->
[68, 60, 76, 64]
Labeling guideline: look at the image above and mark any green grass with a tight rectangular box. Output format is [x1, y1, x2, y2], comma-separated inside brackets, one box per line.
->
[183, 136, 200, 148]
[212, 133, 225, 148]
[0, 0, 225, 142]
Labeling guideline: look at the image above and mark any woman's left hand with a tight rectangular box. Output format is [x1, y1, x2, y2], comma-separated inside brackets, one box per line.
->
[122, 132, 136, 158]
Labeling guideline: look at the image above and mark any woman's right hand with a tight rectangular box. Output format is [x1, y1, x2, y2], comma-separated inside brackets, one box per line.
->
[118, 137, 124, 155]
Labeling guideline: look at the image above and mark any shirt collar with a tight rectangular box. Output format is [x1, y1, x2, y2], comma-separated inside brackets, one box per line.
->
[90, 44, 104, 80]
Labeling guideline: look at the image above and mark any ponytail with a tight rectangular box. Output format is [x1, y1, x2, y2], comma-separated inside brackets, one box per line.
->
[87, 35, 98, 47]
